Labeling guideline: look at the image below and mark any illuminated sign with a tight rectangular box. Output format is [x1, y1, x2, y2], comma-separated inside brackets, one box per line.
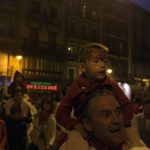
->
[26, 81, 58, 91]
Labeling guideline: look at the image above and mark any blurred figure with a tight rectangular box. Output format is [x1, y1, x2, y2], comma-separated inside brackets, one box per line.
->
[8, 71, 27, 96]
[1, 76, 9, 99]
[4, 87, 32, 150]
[29, 97, 56, 150]
[132, 91, 150, 148]
[0, 119, 7, 150]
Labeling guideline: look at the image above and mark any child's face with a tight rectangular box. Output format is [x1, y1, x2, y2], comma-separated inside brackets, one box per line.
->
[81, 48, 107, 81]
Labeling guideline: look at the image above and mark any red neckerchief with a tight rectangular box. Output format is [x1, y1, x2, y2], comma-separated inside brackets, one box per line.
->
[88, 136, 123, 150]
[144, 112, 150, 120]
[38, 110, 50, 125]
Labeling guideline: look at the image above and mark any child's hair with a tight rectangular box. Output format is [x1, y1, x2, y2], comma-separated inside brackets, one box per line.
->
[78, 43, 109, 63]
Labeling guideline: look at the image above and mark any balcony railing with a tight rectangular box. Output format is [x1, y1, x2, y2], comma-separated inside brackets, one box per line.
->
[22, 39, 67, 58]
[0, 29, 15, 39]
[23, 69, 63, 83]
[28, 11, 61, 26]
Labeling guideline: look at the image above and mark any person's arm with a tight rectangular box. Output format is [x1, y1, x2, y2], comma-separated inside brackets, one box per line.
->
[47, 114, 56, 149]
[56, 81, 81, 130]
[112, 80, 133, 127]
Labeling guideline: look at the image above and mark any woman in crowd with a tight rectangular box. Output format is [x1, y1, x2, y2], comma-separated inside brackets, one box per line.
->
[29, 96, 56, 150]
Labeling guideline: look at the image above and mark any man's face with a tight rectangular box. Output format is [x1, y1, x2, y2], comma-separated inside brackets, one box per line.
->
[84, 95, 125, 146]
[81, 49, 107, 81]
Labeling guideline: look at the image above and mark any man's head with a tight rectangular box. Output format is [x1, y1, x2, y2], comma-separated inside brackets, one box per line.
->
[14, 71, 24, 83]
[79, 43, 109, 81]
[81, 89, 125, 147]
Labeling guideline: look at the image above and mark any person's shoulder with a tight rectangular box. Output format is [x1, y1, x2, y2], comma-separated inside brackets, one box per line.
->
[102, 76, 118, 87]
[60, 130, 95, 150]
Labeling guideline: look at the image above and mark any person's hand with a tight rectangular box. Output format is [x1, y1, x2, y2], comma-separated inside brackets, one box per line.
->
[74, 123, 87, 139]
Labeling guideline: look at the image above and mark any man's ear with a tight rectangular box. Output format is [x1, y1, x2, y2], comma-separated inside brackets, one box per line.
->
[82, 118, 92, 132]
[79, 63, 86, 73]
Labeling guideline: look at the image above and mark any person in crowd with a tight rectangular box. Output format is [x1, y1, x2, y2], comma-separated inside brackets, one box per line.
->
[55, 43, 138, 148]
[0, 119, 7, 150]
[8, 70, 27, 96]
[29, 97, 56, 150]
[1, 76, 9, 99]
[132, 90, 150, 148]
[4, 87, 32, 150]
[59, 87, 149, 150]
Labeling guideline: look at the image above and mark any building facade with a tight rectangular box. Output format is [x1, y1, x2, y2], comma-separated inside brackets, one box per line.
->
[130, 3, 150, 87]
[0, 0, 150, 90]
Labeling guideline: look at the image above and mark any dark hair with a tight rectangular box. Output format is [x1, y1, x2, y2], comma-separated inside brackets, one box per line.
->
[41, 97, 54, 113]
[80, 86, 114, 119]
[14, 71, 24, 82]
[78, 43, 109, 63]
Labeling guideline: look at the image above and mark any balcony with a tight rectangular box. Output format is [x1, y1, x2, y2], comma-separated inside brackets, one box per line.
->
[23, 69, 63, 83]
[22, 39, 66, 58]
[28, 11, 61, 27]
[0, 29, 15, 39]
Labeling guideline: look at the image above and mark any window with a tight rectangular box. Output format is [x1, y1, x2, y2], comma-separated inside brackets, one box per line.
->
[82, 4, 87, 17]
[91, 8, 97, 20]
[48, 32, 56, 46]
[50, 6, 57, 18]
[81, 25, 87, 36]
[68, 22, 76, 34]
[31, 0, 40, 15]
[68, 0, 76, 14]
[0, 18, 14, 38]
[29, 27, 39, 41]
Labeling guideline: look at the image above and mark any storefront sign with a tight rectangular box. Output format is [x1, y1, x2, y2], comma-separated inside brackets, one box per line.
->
[26, 81, 58, 91]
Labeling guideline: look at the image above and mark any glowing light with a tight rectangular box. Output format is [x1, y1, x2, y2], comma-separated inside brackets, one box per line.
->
[16, 55, 23, 60]
[107, 69, 112, 74]
[118, 82, 131, 100]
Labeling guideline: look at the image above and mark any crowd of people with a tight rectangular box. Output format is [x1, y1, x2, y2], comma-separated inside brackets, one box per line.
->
[0, 43, 150, 150]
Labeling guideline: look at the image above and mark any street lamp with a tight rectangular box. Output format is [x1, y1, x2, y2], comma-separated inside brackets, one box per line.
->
[107, 68, 112, 74]
[16, 55, 23, 72]
[16, 55, 23, 60]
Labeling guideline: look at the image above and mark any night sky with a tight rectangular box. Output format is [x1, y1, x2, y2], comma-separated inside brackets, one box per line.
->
[130, 0, 150, 11]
